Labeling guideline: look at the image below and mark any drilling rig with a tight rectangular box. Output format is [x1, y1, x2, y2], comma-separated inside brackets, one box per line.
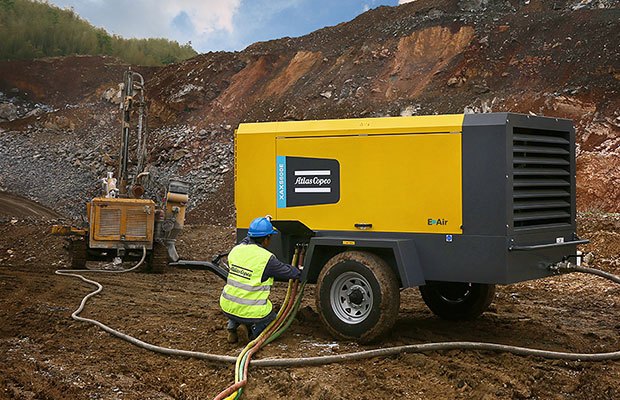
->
[53, 70, 189, 272]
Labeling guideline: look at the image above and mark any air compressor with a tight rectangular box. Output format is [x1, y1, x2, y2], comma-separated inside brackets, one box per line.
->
[234, 113, 586, 342]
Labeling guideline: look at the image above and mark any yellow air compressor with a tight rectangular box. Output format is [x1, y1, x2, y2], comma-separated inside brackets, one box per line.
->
[235, 113, 586, 342]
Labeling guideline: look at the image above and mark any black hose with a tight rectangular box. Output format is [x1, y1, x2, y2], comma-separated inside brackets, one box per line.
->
[570, 265, 620, 284]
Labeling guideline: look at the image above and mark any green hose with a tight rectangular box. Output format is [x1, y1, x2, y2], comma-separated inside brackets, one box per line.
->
[231, 281, 295, 400]
[217, 246, 305, 400]
[264, 282, 306, 345]
[230, 281, 305, 400]
[231, 281, 300, 400]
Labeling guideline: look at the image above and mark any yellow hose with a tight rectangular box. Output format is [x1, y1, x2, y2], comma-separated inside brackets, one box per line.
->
[219, 247, 301, 400]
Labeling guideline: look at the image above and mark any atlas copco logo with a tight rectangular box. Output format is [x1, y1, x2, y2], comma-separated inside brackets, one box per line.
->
[294, 175, 332, 188]
[277, 156, 340, 208]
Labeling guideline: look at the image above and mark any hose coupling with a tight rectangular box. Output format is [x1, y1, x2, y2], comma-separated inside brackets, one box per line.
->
[548, 260, 576, 275]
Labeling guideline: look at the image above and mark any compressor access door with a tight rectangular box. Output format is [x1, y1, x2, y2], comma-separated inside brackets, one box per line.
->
[275, 132, 463, 234]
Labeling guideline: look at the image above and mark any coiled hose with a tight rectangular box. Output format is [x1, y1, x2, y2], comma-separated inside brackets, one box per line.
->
[55, 257, 620, 396]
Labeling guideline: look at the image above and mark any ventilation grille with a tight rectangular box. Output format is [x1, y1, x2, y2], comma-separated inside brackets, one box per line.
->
[126, 208, 148, 238]
[512, 127, 572, 229]
[98, 209, 121, 237]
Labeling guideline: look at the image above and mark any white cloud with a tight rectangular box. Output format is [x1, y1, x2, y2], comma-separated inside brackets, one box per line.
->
[48, 0, 241, 43]
[398, 0, 417, 3]
[46, 0, 393, 53]
[163, 0, 241, 35]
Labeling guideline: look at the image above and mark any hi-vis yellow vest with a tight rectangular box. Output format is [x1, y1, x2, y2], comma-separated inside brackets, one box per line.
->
[219, 243, 275, 319]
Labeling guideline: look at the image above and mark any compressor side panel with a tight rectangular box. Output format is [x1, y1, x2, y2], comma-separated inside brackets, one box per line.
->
[235, 114, 465, 233]
[235, 131, 277, 229]
[274, 133, 463, 234]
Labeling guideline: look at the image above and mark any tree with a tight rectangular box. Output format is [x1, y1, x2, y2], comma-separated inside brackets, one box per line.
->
[0, 0, 15, 11]
[0, 0, 198, 65]
[96, 30, 112, 54]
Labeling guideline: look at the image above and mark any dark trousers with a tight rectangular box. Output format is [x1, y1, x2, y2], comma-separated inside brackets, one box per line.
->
[226, 310, 277, 340]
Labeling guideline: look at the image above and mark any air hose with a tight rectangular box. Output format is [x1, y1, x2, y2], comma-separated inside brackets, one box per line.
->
[55, 247, 147, 320]
[55, 256, 620, 397]
[551, 262, 620, 284]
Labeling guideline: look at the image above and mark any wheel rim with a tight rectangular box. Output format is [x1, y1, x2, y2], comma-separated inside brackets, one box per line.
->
[330, 271, 374, 324]
[437, 282, 473, 304]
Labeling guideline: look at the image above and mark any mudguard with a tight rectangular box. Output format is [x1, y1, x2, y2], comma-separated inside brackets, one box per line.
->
[301, 236, 424, 288]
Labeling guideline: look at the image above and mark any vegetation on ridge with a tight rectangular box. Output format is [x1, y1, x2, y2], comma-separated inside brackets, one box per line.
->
[0, 0, 197, 65]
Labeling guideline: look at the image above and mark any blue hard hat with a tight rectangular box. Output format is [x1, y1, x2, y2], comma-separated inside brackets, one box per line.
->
[248, 217, 278, 237]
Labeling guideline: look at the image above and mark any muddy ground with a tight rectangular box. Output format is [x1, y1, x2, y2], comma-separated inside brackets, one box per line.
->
[1, 194, 619, 399]
[1, 2, 618, 398]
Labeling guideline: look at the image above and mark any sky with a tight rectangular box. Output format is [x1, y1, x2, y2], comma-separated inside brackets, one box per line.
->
[46, 0, 417, 53]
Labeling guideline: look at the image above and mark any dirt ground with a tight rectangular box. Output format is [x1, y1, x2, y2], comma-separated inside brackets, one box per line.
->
[0, 195, 619, 400]
[1, 2, 618, 398]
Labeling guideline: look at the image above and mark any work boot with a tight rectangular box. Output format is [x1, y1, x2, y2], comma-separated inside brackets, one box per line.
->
[237, 324, 250, 345]
[226, 329, 238, 344]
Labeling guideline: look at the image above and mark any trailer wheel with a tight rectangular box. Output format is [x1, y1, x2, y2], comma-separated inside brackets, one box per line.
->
[419, 281, 495, 320]
[315, 251, 400, 343]
[146, 242, 168, 273]
[69, 239, 88, 270]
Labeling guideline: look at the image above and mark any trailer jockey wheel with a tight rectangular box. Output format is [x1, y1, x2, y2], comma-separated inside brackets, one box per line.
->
[419, 281, 496, 320]
[316, 251, 399, 343]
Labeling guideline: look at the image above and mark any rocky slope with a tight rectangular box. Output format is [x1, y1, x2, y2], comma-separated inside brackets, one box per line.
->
[0, 0, 618, 223]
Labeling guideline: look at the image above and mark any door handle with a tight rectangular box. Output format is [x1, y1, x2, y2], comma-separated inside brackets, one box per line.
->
[354, 223, 372, 230]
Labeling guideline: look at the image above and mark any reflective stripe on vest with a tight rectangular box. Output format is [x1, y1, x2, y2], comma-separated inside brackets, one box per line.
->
[221, 291, 268, 306]
[225, 279, 272, 292]
[219, 243, 275, 319]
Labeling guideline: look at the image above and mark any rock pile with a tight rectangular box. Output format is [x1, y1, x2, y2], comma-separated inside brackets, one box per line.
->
[0, 121, 234, 220]
[0, 91, 55, 122]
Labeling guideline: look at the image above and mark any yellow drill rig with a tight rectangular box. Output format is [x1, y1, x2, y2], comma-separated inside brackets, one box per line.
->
[53, 70, 189, 272]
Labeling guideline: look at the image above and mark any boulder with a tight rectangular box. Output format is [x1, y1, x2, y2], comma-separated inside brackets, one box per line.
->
[0, 103, 18, 121]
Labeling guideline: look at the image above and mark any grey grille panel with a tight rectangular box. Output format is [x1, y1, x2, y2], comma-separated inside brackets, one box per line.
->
[513, 156, 569, 166]
[513, 199, 570, 210]
[126, 208, 147, 238]
[98, 209, 121, 236]
[512, 127, 572, 229]
[513, 189, 570, 199]
[513, 179, 569, 187]
[513, 168, 569, 177]
[513, 134, 569, 145]
[512, 145, 569, 155]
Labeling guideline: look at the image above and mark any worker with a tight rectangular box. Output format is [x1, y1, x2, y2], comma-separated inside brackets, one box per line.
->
[220, 216, 301, 344]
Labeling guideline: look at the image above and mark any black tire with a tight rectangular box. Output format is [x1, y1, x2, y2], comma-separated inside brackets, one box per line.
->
[419, 281, 496, 320]
[69, 239, 88, 270]
[315, 251, 400, 343]
[146, 242, 168, 273]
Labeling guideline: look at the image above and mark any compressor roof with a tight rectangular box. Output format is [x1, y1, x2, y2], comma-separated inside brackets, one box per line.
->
[237, 114, 465, 136]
